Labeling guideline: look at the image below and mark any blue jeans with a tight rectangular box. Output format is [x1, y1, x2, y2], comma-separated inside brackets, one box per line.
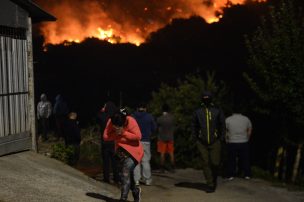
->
[119, 156, 140, 200]
[134, 142, 152, 183]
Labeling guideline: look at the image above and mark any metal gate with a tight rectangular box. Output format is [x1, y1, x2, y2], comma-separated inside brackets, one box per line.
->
[0, 25, 31, 156]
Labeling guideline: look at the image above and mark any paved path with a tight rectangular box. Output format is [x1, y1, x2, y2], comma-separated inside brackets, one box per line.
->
[137, 169, 304, 202]
[0, 151, 112, 202]
[1, 151, 304, 202]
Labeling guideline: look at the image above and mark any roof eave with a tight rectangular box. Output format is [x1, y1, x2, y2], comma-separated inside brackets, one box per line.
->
[9, 0, 56, 23]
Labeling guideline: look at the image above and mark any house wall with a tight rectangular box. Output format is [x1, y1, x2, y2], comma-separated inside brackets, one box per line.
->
[0, 0, 32, 155]
[0, 0, 28, 28]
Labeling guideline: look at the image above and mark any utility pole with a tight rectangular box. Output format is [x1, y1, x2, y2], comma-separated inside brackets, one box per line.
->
[27, 17, 37, 152]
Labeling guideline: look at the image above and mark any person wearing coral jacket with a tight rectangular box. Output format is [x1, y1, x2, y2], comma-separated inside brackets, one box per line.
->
[103, 108, 143, 202]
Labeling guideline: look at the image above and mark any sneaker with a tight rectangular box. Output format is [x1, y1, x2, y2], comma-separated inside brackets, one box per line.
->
[244, 176, 251, 180]
[205, 185, 215, 193]
[227, 177, 234, 181]
[144, 180, 152, 186]
[133, 186, 141, 202]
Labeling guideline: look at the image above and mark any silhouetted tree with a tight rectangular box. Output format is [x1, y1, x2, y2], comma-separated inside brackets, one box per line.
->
[245, 0, 304, 182]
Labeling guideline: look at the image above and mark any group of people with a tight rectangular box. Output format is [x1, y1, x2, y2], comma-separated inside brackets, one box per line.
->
[37, 93, 81, 164]
[98, 101, 175, 202]
[38, 90, 252, 202]
[99, 91, 252, 201]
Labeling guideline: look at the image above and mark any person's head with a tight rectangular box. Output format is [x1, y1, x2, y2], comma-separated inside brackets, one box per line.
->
[201, 91, 213, 106]
[162, 103, 170, 112]
[55, 94, 63, 102]
[137, 102, 147, 112]
[104, 101, 118, 116]
[111, 108, 127, 127]
[40, 93, 47, 101]
[68, 112, 77, 120]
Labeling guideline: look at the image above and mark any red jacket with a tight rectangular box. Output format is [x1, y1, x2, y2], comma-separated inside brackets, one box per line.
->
[103, 116, 144, 163]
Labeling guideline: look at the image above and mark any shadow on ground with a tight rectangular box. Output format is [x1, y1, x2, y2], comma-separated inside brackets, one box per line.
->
[86, 193, 124, 202]
[175, 182, 210, 192]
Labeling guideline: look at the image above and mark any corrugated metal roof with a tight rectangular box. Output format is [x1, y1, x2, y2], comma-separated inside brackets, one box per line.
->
[9, 0, 56, 23]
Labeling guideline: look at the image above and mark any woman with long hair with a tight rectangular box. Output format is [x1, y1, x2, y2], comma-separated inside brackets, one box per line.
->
[103, 108, 144, 202]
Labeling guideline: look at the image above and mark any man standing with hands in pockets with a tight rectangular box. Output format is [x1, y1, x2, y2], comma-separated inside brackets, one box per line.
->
[192, 91, 226, 193]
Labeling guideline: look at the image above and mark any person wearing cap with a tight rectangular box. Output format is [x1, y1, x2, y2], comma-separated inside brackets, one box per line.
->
[37, 93, 52, 141]
[103, 108, 144, 202]
[192, 91, 226, 193]
[132, 102, 156, 186]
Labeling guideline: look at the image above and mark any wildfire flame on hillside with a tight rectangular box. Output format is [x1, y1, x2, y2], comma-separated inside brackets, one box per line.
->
[35, 0, 266, 46]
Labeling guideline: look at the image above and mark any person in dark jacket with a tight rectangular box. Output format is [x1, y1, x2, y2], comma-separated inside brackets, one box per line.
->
[97, 101, 120, 184]
[53, 94, 69, 140]
[132, 102, 156, 186]
[192, 91, 226, 193]
[63, 112, 81, 165]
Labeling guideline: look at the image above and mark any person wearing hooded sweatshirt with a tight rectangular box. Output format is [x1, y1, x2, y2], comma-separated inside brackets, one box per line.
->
[37, 93, 52, 141]
[132, 103, 156, 186]
[53, 94, 69, 140]
[192, 91, 226, 193]
[103, 108, 143, 202]
[97, 101, 120, 184]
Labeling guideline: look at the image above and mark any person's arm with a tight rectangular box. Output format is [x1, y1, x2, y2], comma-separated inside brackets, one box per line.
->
[103, 120, 120, 141]
[151, 115, 157, 133]
[247, 119, 252, 140]
[247, 127, 252, 140]
[120, 117, 142, 141]
[218, 108, 226, 141]
[225, 119, 229, 142]
[47, 102, 52, 118]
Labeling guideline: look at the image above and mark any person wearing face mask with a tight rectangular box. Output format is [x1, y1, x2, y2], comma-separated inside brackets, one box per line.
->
[192, 91, 226, 193]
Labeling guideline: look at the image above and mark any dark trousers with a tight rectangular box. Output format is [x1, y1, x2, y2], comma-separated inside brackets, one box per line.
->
[197, 140, 221, 187]
[119, 156, 140, 201]
[55, 116, 66, 138]
[102, 142, 119, 182]
[38, 118, 49, 140]
[227, 142, 251, 177]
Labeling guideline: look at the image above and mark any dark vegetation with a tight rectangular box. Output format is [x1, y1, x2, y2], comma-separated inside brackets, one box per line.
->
[34, 0, 304, 186]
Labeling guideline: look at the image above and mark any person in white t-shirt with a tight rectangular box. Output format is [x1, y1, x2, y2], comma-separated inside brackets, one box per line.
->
[225, 110, 252, 180]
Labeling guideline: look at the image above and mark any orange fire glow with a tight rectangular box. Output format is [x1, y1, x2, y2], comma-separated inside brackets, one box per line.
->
[35, 0, 266, 46]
